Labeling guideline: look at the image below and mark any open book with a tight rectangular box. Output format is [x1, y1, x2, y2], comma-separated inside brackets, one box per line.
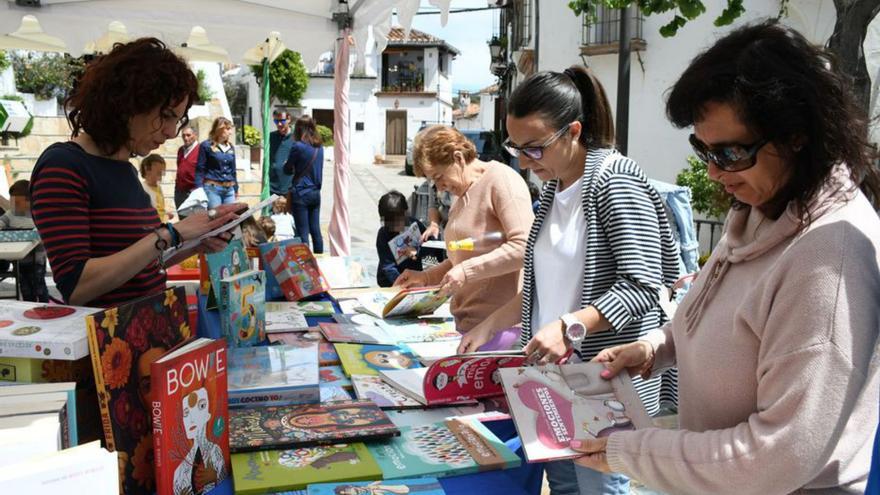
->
[499, 362, 652, 463]
[358, 287, 449, 319]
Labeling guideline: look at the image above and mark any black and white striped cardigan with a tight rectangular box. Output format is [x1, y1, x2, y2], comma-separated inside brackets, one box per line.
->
[519, 147, 680, 361]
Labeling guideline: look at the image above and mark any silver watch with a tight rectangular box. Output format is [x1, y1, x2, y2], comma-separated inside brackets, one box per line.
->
[561, 313, 586, 346]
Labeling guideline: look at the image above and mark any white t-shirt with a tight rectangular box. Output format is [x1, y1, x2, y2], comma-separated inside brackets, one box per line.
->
[271, 213, 296, 240]
[531, 179, 587, 330]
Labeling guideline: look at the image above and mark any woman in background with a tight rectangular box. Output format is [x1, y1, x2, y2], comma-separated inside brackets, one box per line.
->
[284, 115, 324, 253]
[196, 117, 238, 208]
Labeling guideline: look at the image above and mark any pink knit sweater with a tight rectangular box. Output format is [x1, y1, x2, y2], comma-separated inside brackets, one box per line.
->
[606, 167, 880, 494]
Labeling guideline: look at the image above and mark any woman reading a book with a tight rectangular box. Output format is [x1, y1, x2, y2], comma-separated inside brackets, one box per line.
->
[567, 22, 880, 494]
[394, 126, 534, 338]
[30, 38, 244, 307]
[457, 65, 679, 494]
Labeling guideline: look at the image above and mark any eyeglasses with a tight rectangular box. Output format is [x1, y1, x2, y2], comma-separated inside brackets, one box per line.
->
[274, 118, 288, 124]
[503, 124, 571, 161]
[688, 134, 768, 172]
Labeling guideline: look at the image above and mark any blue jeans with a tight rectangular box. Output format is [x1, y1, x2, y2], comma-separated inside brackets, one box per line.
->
[204, 183, 236, 209]
[545, 459, 630, 495]
[291, 189, 323, 254]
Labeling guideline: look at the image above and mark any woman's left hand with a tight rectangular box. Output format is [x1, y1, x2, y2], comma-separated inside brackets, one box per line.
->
[523, 319, 570, 365]
[570, 437, 611, 473]
[438, 265, 466, 296]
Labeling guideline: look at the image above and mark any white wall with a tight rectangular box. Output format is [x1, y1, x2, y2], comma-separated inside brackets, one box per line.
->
[190, 61, 231, 120]
[0, 67, 14, 96]
[301, 76, 381, 164]
[455, 115, 481, 130]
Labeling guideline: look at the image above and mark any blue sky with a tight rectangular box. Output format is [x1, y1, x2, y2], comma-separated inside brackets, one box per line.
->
[409, 0, 498, 93]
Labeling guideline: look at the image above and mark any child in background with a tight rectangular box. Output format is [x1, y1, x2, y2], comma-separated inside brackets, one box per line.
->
[0, 180, 49, 302]
[270, 196, 296, 241]
[259, 216, 277, 243]
[140, 154, 174, 220]
[376, 190, 426, 287]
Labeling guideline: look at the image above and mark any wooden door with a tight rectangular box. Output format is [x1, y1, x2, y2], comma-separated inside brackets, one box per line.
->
[385, 110, 407, 155]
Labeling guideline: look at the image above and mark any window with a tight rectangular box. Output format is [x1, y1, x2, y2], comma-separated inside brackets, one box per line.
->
[581, 4, 644, 47]
[382, 49, 426, 92]
[512, 0, 531, 49]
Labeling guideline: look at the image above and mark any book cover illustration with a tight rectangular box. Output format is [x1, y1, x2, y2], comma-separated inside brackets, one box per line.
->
[265, 302, 309, 333]
[335, 344, 421, 377]
[499, 362, 652, 463]
[150, 339, 231, 495]
[381, 288, 449, 319]
[204, 239, 249, 310]
[350, 374, 422, 410]
[219, 269, 267, 347]
[261, 240, 330, 301]
[319, 365, 352, 390]
[416, 353, 527, 406]
[228, 344, 319, 408]
[322, 319, 458, 346]
[268, 331, 340, 366]
[387, 222, 422, 264]
[366, 418, 520, 479]
[85, 287, 189, 495]
[316, 256, 369, 289]
[297, 301, 335, 317]
[231, 443, 381, 495]
[228, 400, 399, 452]
[318, 323, 383, 345]
[320, 385, 353, 402]
[0, 301, 101, 360]
[308, 477, 445, 495]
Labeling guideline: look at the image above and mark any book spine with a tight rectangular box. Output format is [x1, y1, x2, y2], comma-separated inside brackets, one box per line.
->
[227, 386, 319, 408]
[85, 316, 116, 451]
[151, 387, 168, 494]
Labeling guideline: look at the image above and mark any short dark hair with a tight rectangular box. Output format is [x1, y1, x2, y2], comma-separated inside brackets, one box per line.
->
[378, 190, 408, 220]
[273, 110, 289, 119]
[508, 65, 615, 148]
[9, 179, 30, 199]
[139, 154, 165, 178]
[667, 20, 880, 218]
[293, 115, 322, 147]
[65, 38, 198, 157]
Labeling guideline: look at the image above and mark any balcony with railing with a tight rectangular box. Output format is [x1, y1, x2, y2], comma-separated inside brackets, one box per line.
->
[580, 6, 646, 56]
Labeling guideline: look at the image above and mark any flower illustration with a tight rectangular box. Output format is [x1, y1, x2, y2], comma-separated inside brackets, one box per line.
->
[101, 338, 132, 389]
[100, 308, 119, 337]
[164, 290, 178, 308]
[112, 390, 133, 427]
[128, 405, 148, 437]
[131, 434, 155, 490]
[126, 317, 149, 352]
[179, 322, 191, 340]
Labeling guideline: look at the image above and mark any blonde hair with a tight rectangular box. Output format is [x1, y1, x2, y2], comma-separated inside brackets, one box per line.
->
[412, 125, 477, 177]
[209, 117, 234, 146]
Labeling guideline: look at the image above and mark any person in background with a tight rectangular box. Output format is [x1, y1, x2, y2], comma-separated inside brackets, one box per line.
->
[419, 183, 452, 242]
[258, 216, 277, 243]
[270, 196, 296, 241]
[376, 190, 425, 287]
[568, 22, 880, 494]
[0, 180, 48, 302]
[140, 154, 173, 221]
[527, 180, 541, 214]
[269, 110, 295, 204]
[284, 115, 324, 253]
[195, 117, 238, 208]
[174, 125, 199, 217]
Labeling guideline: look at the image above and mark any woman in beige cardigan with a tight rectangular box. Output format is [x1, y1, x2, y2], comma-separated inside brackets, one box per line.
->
[571, 21, 880, 494]
[395, 125, 534, 337]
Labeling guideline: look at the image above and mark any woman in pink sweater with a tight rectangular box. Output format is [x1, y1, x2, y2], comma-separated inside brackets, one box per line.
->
[571, 22, 880, 494]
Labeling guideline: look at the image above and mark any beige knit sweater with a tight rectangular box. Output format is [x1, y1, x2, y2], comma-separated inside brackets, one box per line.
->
[423, 161, 534, 332]
[606, 166, 880, 494]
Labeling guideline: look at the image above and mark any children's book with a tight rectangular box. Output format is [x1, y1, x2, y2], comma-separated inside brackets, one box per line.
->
[204, 238, 249, 310]
[228, 344, 319, 408]
[380, 352, 526, 406]
[350, 374, 423, 410]
[319, 385, 352, 402]
[499, 362, 652, 463]
[405, 341, 462, 364]
[219, 269, 267, 347]
[316, 256, 369, 289]
[319, 365, 352, 390]
[231, 443, 381, 495]
[321, 320, 459, 346]
[357, 288, 449, 319]
[228, 400, 399, 452]
[296, 301, 335, 317]
[265, 302, 310, 333]
[0, 441, 119, 493]
[335, 344, 421, 377]
[308, 478, 445, 495]
[261, 240, 330, 301]
[366, 418, 520, 479]
[387, 222, 422, 264]
[85, 287, 189, 495]
[150, 338, 231, 495]
[268, 331, 340, 366]
[0, 301, 101, 360]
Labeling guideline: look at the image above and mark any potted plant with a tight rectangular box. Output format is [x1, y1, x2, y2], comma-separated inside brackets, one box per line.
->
[10, 52, 81, 117]
[243, 125, 262, 164]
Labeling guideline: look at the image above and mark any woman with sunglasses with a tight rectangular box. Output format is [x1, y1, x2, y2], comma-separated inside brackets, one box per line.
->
[567, 22, 880, 494]
[458, 65, 679, 495]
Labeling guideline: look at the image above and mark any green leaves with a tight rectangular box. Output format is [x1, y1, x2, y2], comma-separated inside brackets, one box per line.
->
[195, 69, 214, 103]
[250, 49, 310, 107]
[675, 156, 732, 219]
[569, 0, 745, 38]
[715, 0, 745, 27]
[10, 52, 83, 101]
[243, 125, 262, 147]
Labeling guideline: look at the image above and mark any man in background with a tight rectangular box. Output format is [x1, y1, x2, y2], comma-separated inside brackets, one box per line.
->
[269, 110, 295, 208]
[174, 125, 200, 218]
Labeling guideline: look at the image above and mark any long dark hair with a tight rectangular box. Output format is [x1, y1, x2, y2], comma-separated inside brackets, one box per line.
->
[293, 115, 323, 147]
[507, 65, 614, 148]
[65, 38, 198, 157]
[667, 20, 880, 218]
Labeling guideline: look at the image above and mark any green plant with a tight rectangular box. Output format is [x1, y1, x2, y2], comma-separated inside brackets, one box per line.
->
[0, 51, 9, 73]
[0, 94, 23, 102]
[11, 52, 82, 100]
[250, 49, 309, 106]
[243, 125, 261, 147]
[675, 155, 732, 219]
[316, 124, 333, 147]
[568, 0, 744, 37]
[195, 69, 214, 103]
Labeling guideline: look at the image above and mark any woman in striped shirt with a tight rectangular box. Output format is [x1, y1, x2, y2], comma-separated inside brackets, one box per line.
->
[458, 67, 678, 495]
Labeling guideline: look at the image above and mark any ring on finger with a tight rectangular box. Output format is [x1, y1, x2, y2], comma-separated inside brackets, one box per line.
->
[207, 208, 218, 220]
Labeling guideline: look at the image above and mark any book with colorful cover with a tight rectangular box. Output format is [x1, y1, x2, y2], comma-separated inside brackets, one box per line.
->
[0, 301, 101, 360]
[261, 240, 330, 301]
[85, 287, 189, 495]
[228, 400, 399, 452]
[319, 320, 459, 346]
[335, 344, 421, 377]
[231, 443, 381, 495]
[296, 301, 335, 317]
[308, 478, 445, 495]
[268, 331, 340, 366]
[219, 269, 267, 347]
[366, 418, 520, 479]
[204, 239, 249, 310]
[316, 256, 369, 289]
[499, 362, 652, 463]
[387, 222, 422, 264]
[356, 288, 448, 319]
[150, 338, 231, 495]
[319, 385, 352, 402]
[319, 365, 351, 390]
[351, 374, 422, 410]
[265, 302, 310, 333]
[228, 344, 319, 409]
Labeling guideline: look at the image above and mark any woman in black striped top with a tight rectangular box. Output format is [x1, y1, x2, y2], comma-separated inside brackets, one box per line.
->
[458, 67, 679, 495]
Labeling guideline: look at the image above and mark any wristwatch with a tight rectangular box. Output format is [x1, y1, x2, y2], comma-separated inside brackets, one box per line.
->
[561, 313, 587, 347]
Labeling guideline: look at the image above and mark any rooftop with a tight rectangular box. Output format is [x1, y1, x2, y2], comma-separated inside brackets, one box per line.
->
[385, 26, 460, 55]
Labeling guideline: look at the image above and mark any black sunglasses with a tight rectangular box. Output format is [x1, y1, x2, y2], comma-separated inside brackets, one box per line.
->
[689, 134, 768, 172]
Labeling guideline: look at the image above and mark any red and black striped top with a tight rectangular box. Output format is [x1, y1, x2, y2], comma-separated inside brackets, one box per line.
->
[30, 142, 167, 308]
